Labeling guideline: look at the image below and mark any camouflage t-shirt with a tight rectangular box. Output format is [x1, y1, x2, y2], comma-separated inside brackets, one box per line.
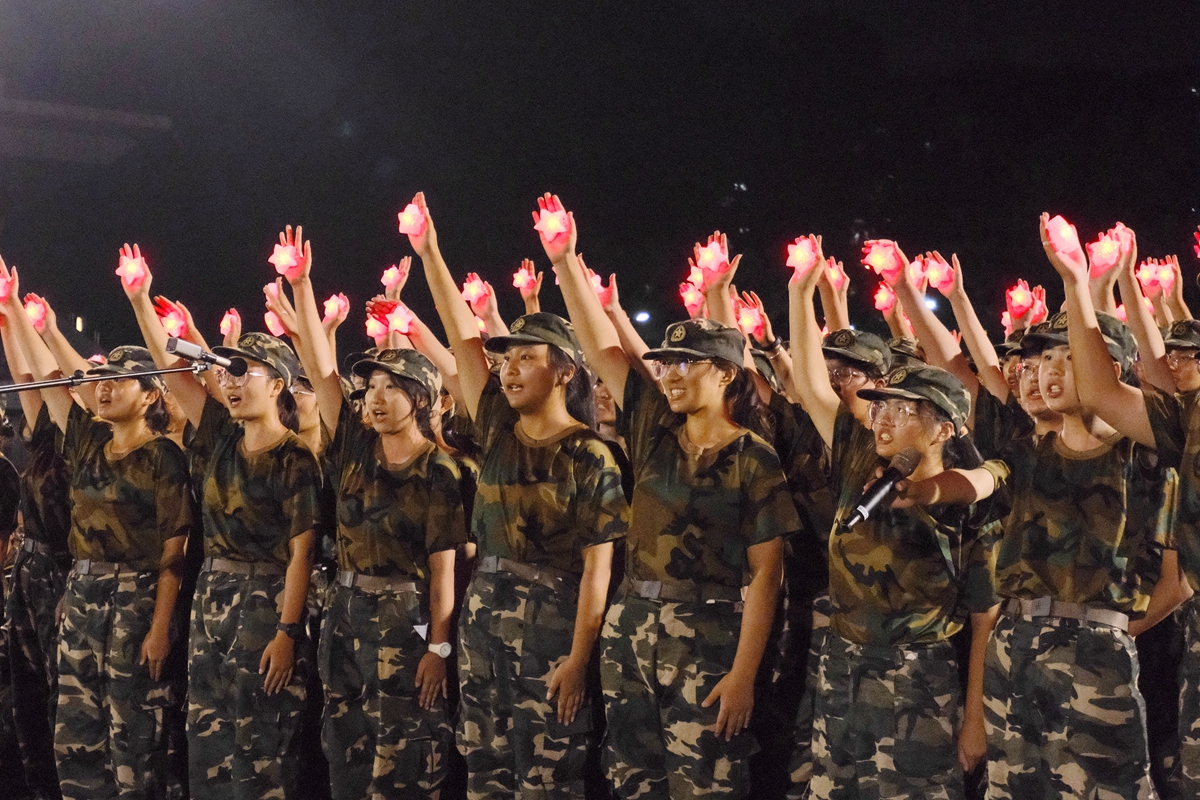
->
[329, 399, 467, 579]
[471, 376, 628, 577]
[20, 405, 71, 553]
[1143, 387, 1200, 590]
[828, 407, 1006, 646]
[0, 454, 19, 540]
[64, 403, 195, 568]
[620, 370, 799, 589]
[972, 388, 1033, 461]
[993, 429, 1172, 614]
[191, 396, 323, 568]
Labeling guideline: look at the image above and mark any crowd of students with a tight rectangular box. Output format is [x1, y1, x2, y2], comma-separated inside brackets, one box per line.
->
[0, 194, 1198, 800]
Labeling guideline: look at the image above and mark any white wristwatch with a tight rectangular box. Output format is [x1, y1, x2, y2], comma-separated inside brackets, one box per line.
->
[428, 641, 451, 658]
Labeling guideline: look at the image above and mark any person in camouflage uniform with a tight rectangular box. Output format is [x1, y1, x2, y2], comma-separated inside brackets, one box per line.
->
[5, 404, 72, 800]
[0, 325, 196, 800]
[0, 449, 26, 797]
[285, 248, 470, 799]
[985, 235, 1189, 800]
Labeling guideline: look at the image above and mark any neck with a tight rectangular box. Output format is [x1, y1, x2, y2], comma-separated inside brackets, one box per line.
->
[298, 425, 322, 456]
[909, 449, 945, 482]
[1058, 409, 1116, 451]
[518, 397, 577, 440]
[380, 421, 427, 463]
[1032, 413, 1063, 438]
[242, 413, 288, 451]
[683, 403, 738, 448]
[109, 418, 153, 452]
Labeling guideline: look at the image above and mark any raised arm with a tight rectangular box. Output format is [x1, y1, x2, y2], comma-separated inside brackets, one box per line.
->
[816, 259, 851, 332]
[0, 310, 44, 432]
[941, 255, 1009, 402]
[403, 192, 490, 421]
[596, 271, 654, 384]
[0, 259, 71, 429]
[117, 244, 209, 426]
[534, 194, 631, 403]
[1165, 255, 1192, 322]
[1044, 214, 1155, 447]
[787, 238, 839, 449]
[1111, 229, 1173, 394]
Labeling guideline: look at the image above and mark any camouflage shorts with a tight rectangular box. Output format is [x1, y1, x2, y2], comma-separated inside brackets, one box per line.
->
[187, 571, 310, 800]
[6, 545, 70, 798]
[984, 613, 1154, 800]
[1173, 597, 1200, 797]
[808, 632, 963, 800]
[56, 569, 180, 800]
[319, 582, 452, 800]
[600, 595, 757, 800]
[456, 571, 593, 800]
[785, 594, 831, 800]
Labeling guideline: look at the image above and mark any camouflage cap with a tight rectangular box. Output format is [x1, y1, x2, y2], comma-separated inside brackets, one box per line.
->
[343, 347, 379, 376]
[1016, 321, 1051, 357]
[1164, 319, 1200, 351]
[483, 312, 583, 365]
[352, 348, 442, 398]
[857, 365, 971, 430]
[86, 345, 165, 390]
[212, 332, 300, 386]
[822, 329, 891, 373]
[1020, 311, 1135, 372]
[995, 327, 1027, 357]
[643, 318, 746, 366]
[888, 337, 927, 369]
[750, 349, 783, 394]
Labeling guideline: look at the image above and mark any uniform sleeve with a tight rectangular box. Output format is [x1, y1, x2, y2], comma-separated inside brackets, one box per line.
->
[189, 395, 234, 471]
[620, 368, 671, 475]
[741, 440, 802, 548]
[154, 441, 197, 545]
[281, 445, 324, 542]
[573, 438, 631, 549]
[329, 396, 367, 477]
[0, 457, 20, 539]
[830, 405, 876, 497]
[1144, 386, 1186, 472]
[424, 453, 469, 554]
[473, 374, 517, 456]
[959, 518, 1001, 614]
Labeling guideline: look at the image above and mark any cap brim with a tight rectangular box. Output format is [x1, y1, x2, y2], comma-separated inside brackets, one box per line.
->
[482, 333, 555, 353]
[821, 346, 879, 369]
[856, 386, 927, 404]
[352, 359, 404, 379]
[86, 365, 138, 377]
[642, 346, 724, 362]
[1164, 339, 1200, 350]
[211, 346, 258, 365]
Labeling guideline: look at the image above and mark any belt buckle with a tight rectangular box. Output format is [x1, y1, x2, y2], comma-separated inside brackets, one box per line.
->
[76, 559, 91, 575]
[1029, 597, 1052, 616]
[338, 571, 354, 588]
[640, 580, 662, 600]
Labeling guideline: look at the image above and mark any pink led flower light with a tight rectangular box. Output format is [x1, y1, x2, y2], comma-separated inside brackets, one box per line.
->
[862, 240, 903, 283]
[264, 311, 285, 337]
[1045, 214, 1081, 255]
[268, 244, 301, 279]
[873, 283, 896, 314]
[323, 293, 350, 323]
[397, 203, 427, 236]
[1006, 279, 1034, 319]
[533, 207, 569, 242]
[786, 236, 819, 273]
[219, 309, 240, 336]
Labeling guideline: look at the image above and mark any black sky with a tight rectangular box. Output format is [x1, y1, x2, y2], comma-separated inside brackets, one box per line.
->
[2, 1, 1198, 352]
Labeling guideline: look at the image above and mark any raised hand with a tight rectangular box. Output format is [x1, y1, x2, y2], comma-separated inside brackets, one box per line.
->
[403, 192, 439, 260]
[514, 258, 543, 314]
[788, 235, 825, 293]
[1040, 213, 1088, 285]
[383, 256, 412, 301]
[741, 291, 775, 346]
[264, 279, 300, 338]
[533, 193, 576, 265]
[278, 225, 312, 283]
[116, 243, 153, 299]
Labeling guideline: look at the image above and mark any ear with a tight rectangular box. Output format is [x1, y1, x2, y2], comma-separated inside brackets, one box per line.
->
[1112, 359, 1123, 381]
[931, 420, 955, 445]
[267, 378, 285, 399]
[871, 377, 887, 389]
[557, 363, 576, 387]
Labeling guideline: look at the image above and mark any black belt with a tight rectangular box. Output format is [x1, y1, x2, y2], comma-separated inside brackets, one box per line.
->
[203, 556, 285, 578]
[1004, 597, 1129, 633]
[476, 556, 579, 595]
[624, 577, 744, 610]
[336, 570, 421, 594]
[21, 539, 51, 555]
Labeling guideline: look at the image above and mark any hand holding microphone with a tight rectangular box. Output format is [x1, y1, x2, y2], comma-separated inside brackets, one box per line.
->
[840, 447, 921, 530]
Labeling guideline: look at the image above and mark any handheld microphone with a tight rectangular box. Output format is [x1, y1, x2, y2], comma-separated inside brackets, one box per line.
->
[840, 447, 921, 530]
[166, 338, 247, 376]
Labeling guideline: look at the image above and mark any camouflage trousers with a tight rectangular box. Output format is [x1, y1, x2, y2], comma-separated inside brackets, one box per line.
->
[187, 570, 310, 800]
[983, 613, 1155, 800]
[1172, 597, 1200, 797]
[6, 544, 70, 799]
[785, 594, 830, 800]
[55, 568, 180, 800]
[600, 594, 758, 800]
[319, 582, 452, 800]
[456, 571, 593, 799]
[808, 632, 963, 800]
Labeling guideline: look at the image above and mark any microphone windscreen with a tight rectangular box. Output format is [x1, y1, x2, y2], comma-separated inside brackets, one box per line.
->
[890, 447, 922, 478]
[226, 358, 249, 377]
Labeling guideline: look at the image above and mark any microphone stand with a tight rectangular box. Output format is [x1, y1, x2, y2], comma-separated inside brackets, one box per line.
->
[0, 362, 211, 395]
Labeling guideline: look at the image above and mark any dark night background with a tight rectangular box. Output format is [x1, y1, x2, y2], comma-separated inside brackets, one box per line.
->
[1, 1, 1198, 357]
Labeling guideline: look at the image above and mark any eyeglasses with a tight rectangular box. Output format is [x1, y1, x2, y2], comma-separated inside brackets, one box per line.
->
[828, 367, 867, 388]
[291, 385, 314, 397]
[868, 399, 928, 426]
[1166, 351, 1199, 368]
[215, 368, 272, 388]
[649, 359, 712, 380]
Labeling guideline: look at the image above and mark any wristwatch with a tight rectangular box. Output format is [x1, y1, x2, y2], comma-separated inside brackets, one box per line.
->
[428, 641, 452, 658]
[277, 621, 305, 641]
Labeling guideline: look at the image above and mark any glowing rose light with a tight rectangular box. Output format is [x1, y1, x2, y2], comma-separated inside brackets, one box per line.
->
[1029, 287, 1048, 325]
[115, 252, 148, 290]
[219, 309, 240, 336]
[365, 317, 387, 340]
[0, 275, 13, 304]
[155, 301, 188, 339]
[735, 300, 764, 339]
[873, 282, 896, 314]
[1087, 232, 1122, 276]
[512, 268, 536, 292]
[268, 244, 301, 278]
[679, 282, 705, 316]
[786, 236, 819, 272]
[461, 275, 487, 305]
[533, 207, 569, 242]
[1136, 260, 1160, 293]
[23, 296, 46, 332]
[1006, 280, 1035, 319]
[386, 305, 413, 335]
[323, 293, 350, 323]
[381, 265, 403, 290]
[1001, 311, 1013, 337]
[907, 255, 928, 287]
[695, 241, 727, 278]
[862, 240, 903, 282]
[1045, 214, 1081, 255]
[264, 311, 285, 337]
[924, 253, 954, 294]
[397, 203, 427, 236]
[1157, 262, 1177, 295]
[87, 354, 107, 365]
[687, 264, 706, 288]
[825, 257, 847, 291]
